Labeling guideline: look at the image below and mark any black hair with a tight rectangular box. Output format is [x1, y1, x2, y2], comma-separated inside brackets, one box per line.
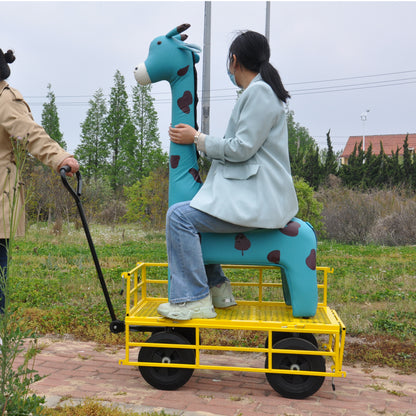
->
[228, 31, 290, 103]
[0, 49, 16, 81]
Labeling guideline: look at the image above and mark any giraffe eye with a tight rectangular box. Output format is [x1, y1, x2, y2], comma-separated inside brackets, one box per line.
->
[157, 41, 162, 45]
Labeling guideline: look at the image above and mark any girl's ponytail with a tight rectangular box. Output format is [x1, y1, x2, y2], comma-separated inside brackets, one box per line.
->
[260, 61, 291, 103]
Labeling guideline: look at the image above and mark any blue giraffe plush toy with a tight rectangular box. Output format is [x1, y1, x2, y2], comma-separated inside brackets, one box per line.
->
[135, 24, 202, 206]
[134, 24, 318, 318]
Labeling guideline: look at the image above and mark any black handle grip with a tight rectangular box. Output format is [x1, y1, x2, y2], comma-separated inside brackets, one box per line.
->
[60, 166, 82, 198]
[59, 165, 72, 174]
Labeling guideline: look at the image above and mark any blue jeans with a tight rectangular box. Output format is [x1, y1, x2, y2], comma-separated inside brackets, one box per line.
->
[166, 201, 254, 303]
[0, 239, 9, 314]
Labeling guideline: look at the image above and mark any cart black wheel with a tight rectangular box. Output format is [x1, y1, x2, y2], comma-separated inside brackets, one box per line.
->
[265, 337, 325, 399]
[150, 328, 201, 345]
[138, 331, 195, 390]
[264, 332, 318, 349]
[172, 327, 200, 345]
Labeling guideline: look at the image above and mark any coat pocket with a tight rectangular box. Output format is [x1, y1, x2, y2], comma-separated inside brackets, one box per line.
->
[222, 163, 260, 180]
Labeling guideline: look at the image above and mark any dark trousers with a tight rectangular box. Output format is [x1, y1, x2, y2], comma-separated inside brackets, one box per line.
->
[0, 239, 9, 314]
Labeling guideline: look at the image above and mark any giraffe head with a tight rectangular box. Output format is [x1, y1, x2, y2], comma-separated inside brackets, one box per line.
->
[134, 24, 201, 86]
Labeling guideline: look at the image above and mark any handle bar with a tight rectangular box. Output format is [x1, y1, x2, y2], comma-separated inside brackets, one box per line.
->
[60, 166, 124, 334]
[59, 166, 82, 199]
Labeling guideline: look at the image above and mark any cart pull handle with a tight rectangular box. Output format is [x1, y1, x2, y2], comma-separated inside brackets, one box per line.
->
[60, 166, 125, 334]
[60, 166, 82, 198]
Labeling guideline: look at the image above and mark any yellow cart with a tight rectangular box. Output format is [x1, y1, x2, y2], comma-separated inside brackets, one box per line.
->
[61, 169, 346, 400]
[120, 263, 346, 399]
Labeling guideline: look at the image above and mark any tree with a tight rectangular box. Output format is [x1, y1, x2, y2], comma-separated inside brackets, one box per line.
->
[402, 134, 413, 185]
[286, 110, 316, 160]
[75, 89, 108, 180]
[286, 110, 320, 184]
[339, 142, 365, 188]
[374, 141, 389, 188]
[412, 152, 416, 190]
[388, 147, 402, 187]
[104, 70, 135, 191]
[41, 83, 66, 149]
[362, 143, 378, 189]
[130, 84, 168, 181]
[322, 129, 338, 180]
[302, 144, 321, 190]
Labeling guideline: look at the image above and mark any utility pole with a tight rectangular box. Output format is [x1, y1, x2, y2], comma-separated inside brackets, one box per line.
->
[201, 1, 211, 134]
[265, 1, 271, 42]
[360, 109, 370, 152]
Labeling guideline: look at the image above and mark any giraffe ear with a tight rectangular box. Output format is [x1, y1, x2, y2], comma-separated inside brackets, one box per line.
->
[175, 40, 202, 54]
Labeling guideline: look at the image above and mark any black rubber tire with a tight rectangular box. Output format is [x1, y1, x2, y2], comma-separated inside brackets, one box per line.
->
[265, 337, 325, 399]
[264, 332, 318, 349]
[172, 327, 200, 345]
[138, 331, 195, 390]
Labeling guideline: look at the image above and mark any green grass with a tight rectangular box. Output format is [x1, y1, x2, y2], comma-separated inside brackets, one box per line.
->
[9, 222, 416, 372]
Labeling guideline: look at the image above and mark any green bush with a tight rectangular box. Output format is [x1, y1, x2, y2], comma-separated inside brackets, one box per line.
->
[293, 177, 323, 235]
[123, 167, 168, 229]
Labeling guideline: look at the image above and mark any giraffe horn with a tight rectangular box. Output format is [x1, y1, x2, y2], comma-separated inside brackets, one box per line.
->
[166, 23, 190, 38]
[177, 23, 191, 34]
[180, 34, 188, 41]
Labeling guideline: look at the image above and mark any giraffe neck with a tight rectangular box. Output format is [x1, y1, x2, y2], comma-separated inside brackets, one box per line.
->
[170, 68, 197, 128]
[168, 65, 201, 206]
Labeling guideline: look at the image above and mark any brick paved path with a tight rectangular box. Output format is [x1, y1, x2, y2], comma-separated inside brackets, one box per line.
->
[21, 337, 415, 416]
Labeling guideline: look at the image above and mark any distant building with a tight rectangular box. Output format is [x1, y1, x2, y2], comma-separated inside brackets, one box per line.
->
[340, 134, 416, 165]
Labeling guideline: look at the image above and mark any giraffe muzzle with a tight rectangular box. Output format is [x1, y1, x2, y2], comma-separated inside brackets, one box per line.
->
[134, 63, 151, 85]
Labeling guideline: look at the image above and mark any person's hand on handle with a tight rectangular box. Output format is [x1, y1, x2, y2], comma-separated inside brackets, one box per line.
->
[58, 157, 79, 177]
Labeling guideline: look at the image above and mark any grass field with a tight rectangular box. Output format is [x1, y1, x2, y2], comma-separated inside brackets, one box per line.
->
[9, 222, 416, 373]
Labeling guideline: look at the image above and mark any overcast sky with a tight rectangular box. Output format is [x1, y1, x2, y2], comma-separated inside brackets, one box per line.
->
[2, 0, 416, 155]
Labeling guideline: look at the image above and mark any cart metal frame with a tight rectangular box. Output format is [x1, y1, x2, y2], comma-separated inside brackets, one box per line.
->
[61, 168, 346, 399]
[120, 262, 346, 397]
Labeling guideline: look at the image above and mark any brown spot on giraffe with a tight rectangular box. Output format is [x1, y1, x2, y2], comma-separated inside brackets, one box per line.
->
[177, 65, 190, 76]
[177, 90, 193, 114]
[170, 155, 180, 169]
[189, 168, 202, 183]
[280, 221, 300, 237]
[267, 250, 281, 264]
[306, 249, 316, 270]
[235, 234, 251, 255]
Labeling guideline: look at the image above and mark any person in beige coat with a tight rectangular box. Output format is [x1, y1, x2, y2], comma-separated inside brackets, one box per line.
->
[0, 48, 79, 314]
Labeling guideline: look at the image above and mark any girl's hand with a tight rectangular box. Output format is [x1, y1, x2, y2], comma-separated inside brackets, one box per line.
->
[169, 123, 197, 145]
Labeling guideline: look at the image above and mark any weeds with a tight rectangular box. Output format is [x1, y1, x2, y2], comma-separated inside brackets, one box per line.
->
[0, 313, 45, 414]
[40, 398, 178, 416]
[317, 185, 416, 245]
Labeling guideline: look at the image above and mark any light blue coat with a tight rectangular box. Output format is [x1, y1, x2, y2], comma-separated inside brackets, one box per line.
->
[191, 74, 298, 229]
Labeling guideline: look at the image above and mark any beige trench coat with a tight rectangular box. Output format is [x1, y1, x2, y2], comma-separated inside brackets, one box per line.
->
[0, 80, 72, 238]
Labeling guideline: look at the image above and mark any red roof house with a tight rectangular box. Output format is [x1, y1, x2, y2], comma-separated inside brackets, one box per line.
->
[340, 134, 416, 164]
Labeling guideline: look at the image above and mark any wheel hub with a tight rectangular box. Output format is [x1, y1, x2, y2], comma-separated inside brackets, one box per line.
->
[290, 363, 300, 371]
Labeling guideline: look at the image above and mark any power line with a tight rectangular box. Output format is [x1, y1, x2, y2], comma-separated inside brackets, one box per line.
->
[291, 79, 416, 96]
[26, 70, 416, 105]
[285, 69, 416, 86]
